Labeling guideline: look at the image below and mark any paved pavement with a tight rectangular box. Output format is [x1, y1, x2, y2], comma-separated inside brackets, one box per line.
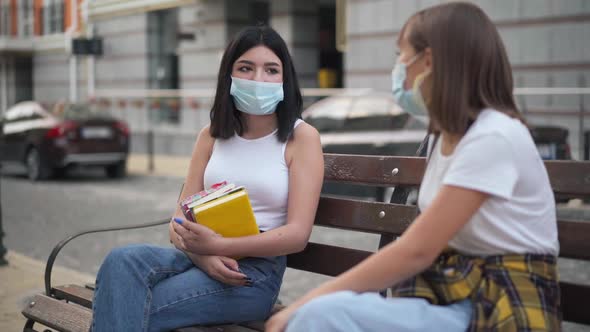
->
[1, 153, 589, 331]
[0, 154, 189, 331]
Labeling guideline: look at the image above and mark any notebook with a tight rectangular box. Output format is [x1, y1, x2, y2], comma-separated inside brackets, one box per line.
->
[180, 182, 260, 239]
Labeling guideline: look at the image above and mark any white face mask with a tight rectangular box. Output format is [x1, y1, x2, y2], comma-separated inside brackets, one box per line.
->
[391, 53, 429, 120]
[230, 77, 284, 115]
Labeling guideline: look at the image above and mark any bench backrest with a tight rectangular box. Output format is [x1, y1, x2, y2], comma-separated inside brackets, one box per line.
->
[287, 154, 590, 325]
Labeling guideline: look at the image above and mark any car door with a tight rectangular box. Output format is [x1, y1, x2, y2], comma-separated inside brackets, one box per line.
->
[2, 106, 35, 163]
[1, 108, 24, 162]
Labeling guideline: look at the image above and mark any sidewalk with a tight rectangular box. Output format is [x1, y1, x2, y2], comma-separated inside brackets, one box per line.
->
[0, 153, 190, 331]
[0, 251, 95, 331]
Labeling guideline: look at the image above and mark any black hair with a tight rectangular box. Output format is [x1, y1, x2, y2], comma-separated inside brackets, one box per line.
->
[209, 26, 302, 142]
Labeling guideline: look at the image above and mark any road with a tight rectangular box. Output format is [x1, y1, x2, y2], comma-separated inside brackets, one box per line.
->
[0, 168, 379, 304]
[2, 169, 589, 331]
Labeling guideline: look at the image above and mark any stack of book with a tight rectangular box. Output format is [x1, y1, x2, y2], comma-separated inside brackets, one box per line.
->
[179, 181, 259, 238]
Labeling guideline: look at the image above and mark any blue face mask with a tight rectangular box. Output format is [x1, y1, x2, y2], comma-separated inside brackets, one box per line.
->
[230, 77, 284, 115]
[391, 54, 429, 118]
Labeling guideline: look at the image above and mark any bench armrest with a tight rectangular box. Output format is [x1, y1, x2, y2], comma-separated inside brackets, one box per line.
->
[44, 218, 170, 296]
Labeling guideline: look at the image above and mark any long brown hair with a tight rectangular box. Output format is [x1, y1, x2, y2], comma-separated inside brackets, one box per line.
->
[400, 2, 524, 136]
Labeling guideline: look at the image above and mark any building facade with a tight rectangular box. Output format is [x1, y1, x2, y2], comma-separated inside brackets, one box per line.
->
[1, 0, 588, 157]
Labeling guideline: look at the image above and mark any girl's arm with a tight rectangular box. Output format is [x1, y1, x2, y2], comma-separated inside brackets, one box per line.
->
[168, 126, 213, 245]
[173, 123, 324, 257]
[266, 185, 488, 331]
[217, 123, 324, 257]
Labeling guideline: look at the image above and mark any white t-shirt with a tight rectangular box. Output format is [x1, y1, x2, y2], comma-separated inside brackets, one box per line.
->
[418, 109, 559, 256]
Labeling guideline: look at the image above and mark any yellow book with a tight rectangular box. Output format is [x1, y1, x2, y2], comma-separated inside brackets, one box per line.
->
[191, 187, 260, 238]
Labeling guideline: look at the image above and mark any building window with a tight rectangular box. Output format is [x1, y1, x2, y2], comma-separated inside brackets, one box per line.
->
[44, 0, 63, 34]
[0, 2, 10, 36]
[20, 0, 34, 37]
[53, 0, 64, 33]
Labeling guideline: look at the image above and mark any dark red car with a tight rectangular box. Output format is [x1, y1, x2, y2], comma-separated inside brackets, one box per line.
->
[0, 101, 129, 181]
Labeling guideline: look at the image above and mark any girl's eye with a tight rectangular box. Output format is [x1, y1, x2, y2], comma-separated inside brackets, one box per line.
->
[266, 68, 279, 74]
[238, 66, 251, 72]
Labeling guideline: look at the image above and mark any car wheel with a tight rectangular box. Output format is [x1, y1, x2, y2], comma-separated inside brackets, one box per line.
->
[105, 161, 126, 178]
[26, 147, 51, 181]
[53, 167, 68, 179]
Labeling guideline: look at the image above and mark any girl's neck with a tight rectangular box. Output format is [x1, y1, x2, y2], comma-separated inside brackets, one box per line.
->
[440, 131, 461, 156]
[240, 113, 278, 139]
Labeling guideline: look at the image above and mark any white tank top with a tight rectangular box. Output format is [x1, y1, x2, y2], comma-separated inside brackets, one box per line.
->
[204, 119, 303, 231]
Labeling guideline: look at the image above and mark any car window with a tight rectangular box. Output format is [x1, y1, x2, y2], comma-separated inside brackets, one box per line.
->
[343, 97, 409, 131]
[304, 97, 352, 132]
[58, 104, 110, 120]
[3, 108, 23, 122]
[347, 97, 392, 118]
[3, 105, 39, 122]
[342, 112, 413, 131]
[305, 95, 429, 133]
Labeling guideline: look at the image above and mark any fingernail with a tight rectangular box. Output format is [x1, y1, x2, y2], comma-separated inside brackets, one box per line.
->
[245, 282, 253, 287]
[173, 218, 183, 224]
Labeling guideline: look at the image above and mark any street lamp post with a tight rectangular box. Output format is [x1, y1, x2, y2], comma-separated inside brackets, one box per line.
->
[0, 162, 7, 265]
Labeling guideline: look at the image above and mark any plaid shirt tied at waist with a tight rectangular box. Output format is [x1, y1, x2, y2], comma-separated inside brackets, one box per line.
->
[391, 252, 561, 331]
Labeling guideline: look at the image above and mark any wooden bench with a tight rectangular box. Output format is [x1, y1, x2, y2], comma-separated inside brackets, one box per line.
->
[22, 154, 590, 331]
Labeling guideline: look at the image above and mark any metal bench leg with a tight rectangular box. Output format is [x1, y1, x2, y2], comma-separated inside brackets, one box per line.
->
[23, 319, 37, 332]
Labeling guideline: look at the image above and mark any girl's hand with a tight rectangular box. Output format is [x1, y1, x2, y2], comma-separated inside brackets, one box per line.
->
[265, 306, 297, 332]
[188, 253, 250, 287]
[172, 217, 226, 255]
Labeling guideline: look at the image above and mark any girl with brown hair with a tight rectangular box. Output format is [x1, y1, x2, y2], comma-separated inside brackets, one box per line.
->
[266, 3, 560, 331]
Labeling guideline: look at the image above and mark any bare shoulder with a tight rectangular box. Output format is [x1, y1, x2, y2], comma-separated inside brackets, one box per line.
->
[197, 125, 213, 141]
[291, 121, 321, 145]
[195, 125, 215, 156]
[286, 121, 322, 166]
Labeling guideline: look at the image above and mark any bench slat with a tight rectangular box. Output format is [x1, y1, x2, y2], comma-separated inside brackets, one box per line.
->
[175, 325, 260, 332]
[240, 320, 268, 331]
[51, 284, 275, 332]
[54, 284, 94, 308]
[314, 198, 589, 261]
[324, 154, 425, 186]
[561, 281, 590, 325]
[545, 161, 590, 196]
[315, 196, 417, 235]
[323, 154, 590, 197]
[287, 242, 373, 276]
[22, 294, 91, 332]
[557, 220, 590, 260]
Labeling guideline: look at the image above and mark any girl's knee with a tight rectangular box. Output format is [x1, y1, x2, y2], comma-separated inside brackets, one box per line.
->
[102, 244, 150, 269]
[287, 291, 358, 330]
[303, 291, 358, 312]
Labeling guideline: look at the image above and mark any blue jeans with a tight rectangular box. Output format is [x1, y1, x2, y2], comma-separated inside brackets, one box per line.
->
[91, 244, 286, 332]
[286, 291, 472, 332]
